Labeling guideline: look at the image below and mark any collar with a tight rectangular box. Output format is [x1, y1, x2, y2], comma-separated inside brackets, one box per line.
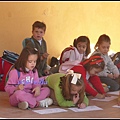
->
[25, 67, 30, 72]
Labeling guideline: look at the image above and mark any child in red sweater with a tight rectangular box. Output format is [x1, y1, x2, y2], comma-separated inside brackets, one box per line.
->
[71, 53, 107, 99]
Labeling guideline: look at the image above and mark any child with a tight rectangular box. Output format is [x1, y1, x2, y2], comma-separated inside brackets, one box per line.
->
[5, 46, 53, 110]
[59, 36, 91, 73]
[110, 52, 120, 73]
[91, 34, 120, 91]
[45, 70, 89, 108]
[22, 21, 50, 77]
[71, 54, 107, 99]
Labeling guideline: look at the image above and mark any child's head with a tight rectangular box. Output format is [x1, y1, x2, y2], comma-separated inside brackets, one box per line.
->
[94, 34, 111, 55]
[73, 36, 91, 56]
[15, 46, 40, 73]
[59, 70, 85, 104]
[32, 21, 46, 40]
[82, 53, 105, 76]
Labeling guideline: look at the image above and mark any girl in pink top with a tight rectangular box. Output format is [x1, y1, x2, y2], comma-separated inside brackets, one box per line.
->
[5, 46, 53, 110]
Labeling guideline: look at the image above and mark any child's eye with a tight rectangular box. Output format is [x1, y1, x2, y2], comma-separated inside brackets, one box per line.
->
[34, 61, 37, 63]
[28, 60, 32, 63]
[71, 89, 76, 92]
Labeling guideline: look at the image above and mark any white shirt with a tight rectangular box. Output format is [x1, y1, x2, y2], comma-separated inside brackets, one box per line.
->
[86, 71, 90, 81]
[38, 39, 42, 45]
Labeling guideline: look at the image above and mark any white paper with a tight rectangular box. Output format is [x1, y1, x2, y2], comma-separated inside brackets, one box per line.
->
[32, 108, 68, 114]
[68, 105, 103, 112]
[92, 96, 118, 101]
[107, 91, 120, 95]
[112, 105, 120, 108]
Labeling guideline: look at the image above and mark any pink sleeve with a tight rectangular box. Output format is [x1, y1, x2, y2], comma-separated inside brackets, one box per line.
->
[5, 69, 19, 96]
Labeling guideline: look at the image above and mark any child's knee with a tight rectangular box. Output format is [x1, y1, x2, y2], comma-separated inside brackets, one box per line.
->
[43, 87, 50, 94]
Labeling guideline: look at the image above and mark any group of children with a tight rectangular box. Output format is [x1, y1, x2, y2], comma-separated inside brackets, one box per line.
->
[5, 21, 120, 110]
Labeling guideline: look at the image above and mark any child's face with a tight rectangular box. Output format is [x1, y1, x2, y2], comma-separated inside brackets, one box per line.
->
[76, 42, 87, 54]
[89, 67, 102, 76]
[98, 41, 110, 55]
[70, 84, 82, 95]
[32, 27, 45, 40]
[26, 54, 38, 71]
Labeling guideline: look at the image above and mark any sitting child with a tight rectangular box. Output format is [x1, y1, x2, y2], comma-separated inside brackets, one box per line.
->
[5, 46, 53, 110]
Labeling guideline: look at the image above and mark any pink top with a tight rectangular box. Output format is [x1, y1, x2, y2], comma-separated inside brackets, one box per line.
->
[5, 69, 40, 96]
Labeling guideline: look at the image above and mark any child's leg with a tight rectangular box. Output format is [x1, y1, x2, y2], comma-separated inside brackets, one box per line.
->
[36, 87, 50, 101]
[99, 76, 120, 91]
[89, 76, 105, 94]
[35, 87, 53, 107]
[9, 90, 38, 108]
[114, 75, 120, 85]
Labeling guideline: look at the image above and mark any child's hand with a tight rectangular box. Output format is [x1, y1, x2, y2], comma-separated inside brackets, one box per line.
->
[105, 93, 111, 97]
[73, 93, 79, 104]
[108, 73, 119, 79]
[40, 53, 49, 60]
[44, 69, 50, 75]
[107, 73, 114, 79]
[95, 93, 105, 99]
[113, 74, 119, 79]
[42, 53, 49, 59]
[78, 103, 87, 109]
[17, 84, 24, 90]
[32, 87, 40, 97]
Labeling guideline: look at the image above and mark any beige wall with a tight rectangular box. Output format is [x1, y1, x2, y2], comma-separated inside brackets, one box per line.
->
[0, 1, 120, 64]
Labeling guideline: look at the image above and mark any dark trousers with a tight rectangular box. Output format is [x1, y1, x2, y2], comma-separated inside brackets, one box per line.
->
[99, 76, 120, 91]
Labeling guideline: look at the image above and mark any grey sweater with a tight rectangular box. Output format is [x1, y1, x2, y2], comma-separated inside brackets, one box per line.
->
[91, 49, 119, 77]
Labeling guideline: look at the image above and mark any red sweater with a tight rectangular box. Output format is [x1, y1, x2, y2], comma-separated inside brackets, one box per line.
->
[71, 65, 105, 97]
